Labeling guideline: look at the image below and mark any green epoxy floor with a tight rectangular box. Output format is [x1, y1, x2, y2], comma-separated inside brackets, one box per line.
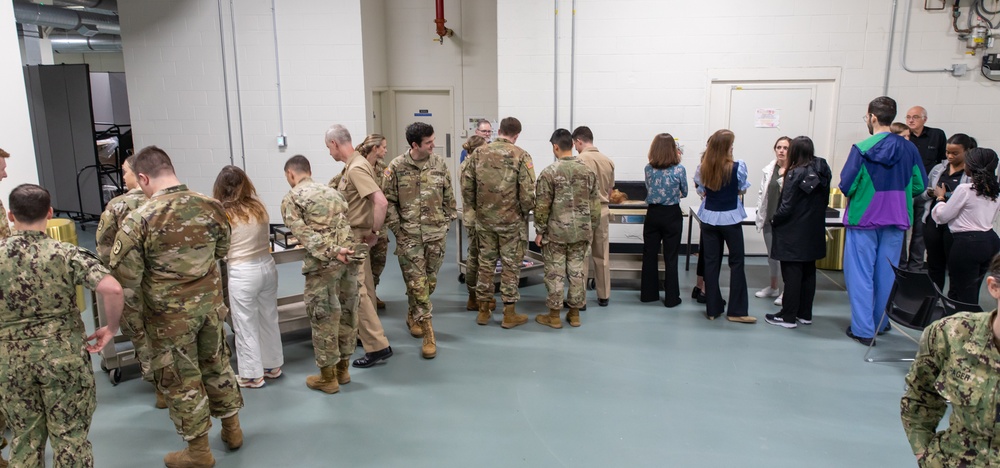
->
[59, 221, 954, 467]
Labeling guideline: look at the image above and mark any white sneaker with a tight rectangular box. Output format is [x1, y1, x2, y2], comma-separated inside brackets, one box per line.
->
[796, 317, 812, 325]
[755, 287, 780, 298]
[773, 294, 783, 306]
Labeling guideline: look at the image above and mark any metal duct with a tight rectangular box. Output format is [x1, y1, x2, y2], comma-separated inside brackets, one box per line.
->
[13, 1, 120, 36]
[28, 0, 118, 15]
[50, 32, 122, 53]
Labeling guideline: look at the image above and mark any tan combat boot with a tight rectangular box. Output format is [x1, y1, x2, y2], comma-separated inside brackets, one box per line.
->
[220, 414, 242, 450]
[566, 308, 582, 327]
[535, 309, 563, 329]
[163, 434, 215, 468]
[476, 301, 492, 326]
[305, 366, 340, 394]
[406, 313, 424, 338]
[501, 303, 528, 329]
[155, 388, 168, 409]
[420, 318, 437, 359]
[335, 359, 351, 384]
[466, 294, 478, 311]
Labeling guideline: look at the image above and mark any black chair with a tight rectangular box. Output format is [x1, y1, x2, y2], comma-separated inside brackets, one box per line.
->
[864, 265, 943, 363]
[938, 292, 984, 316]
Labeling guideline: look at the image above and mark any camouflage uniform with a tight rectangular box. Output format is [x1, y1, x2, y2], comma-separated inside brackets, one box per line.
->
[459, 151, 480, 298]
[535, 156, 601, 310]
[95, 188, 151, 378]
[110, 184, 243, 442]
[383, 151, 457, 322]
[0, 200, 9, 238]
[280, 177, 359, 367]
[331, 159, 389, 286]
[0, 231, 109, 467]
[0, 200, 8, 457]
[901, 310, 1000, 467]
[461, 138, 536, 303]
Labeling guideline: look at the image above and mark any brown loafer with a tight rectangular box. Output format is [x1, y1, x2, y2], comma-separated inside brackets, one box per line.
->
[726, 315, 757, 324]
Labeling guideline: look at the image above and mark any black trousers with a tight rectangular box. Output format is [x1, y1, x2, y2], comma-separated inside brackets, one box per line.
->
[701, 223, 749, 317]
[922, 218, 952, 291]
[640, 204, 682, 303]
[776, 261, 816, 322]
[901, 200, 926, 269]
[947, 230, 1000, 304]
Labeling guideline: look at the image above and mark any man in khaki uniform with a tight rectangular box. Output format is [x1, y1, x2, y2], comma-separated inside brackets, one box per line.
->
[461, 117, 536, 328]
[573, 126, 615, 307]
[383, 122, 457, 359]
[326, 124, 393, 368]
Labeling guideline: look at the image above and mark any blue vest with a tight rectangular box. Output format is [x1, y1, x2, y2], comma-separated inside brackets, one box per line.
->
[704, 164, 740, 211]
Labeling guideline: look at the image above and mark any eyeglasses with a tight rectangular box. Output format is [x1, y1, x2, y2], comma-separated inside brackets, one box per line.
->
[862, 113, 871, 123]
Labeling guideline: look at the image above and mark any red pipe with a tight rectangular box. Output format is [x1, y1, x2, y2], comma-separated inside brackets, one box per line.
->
[435, 0, 448, 42]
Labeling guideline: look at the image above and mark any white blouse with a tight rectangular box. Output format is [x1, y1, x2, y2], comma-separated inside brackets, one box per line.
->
[931, 183, 1000, 233]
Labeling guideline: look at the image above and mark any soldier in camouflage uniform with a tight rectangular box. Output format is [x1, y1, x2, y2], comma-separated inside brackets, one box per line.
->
[383, 122, 457, 358]
[460, 136, 491, 312]
[0, 148, 9, 465]
[0, 148, 10, 238]
[331, 135, 390, 309]
[0, 184, 124, 468]
[461, 117, 536, 329]
[534, 129, 601, 328]
[281, 155, 360, 393]
[109, 146, 243, 468]
[901, 254, 1000, 467]
[94, 156, 164, 407]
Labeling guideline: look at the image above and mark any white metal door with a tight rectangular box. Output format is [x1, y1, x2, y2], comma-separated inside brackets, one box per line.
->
[392, 90, 454, 175]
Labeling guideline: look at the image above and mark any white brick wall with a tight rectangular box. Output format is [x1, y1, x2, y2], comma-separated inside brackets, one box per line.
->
[0, 1, 40, 215]
[120, 0, 367, 222]
[499, 0, 1000, 192]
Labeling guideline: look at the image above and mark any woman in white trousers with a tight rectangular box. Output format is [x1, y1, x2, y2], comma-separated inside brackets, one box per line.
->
[214, 165, 284, 388]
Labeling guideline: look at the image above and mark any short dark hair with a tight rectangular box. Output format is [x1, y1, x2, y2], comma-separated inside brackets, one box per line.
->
[498, 117, 521, 137]
[132, 146, 175, 178]
[549, 129, 573, 152]
[405, 122, 434, 148]
[476, 119, 492, 129]
[867, 96, 897, 127]
[9, 184, 50, 223]
[571, 126, 594, 143]
[283, 155, 311, 174]
[947, 133, 978, 151]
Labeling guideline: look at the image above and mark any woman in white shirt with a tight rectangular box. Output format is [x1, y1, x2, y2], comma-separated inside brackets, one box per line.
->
[931, 148, 1000, 305]
[754, 136, 790, 305]
[213, 166, 284, 388]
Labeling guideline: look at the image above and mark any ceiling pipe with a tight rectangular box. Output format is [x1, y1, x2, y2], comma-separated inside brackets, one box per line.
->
[13, 1, 120, 36]
[434, 0, 453, 44]
[28, 0, 118, 15]
[50, 32, 121, 53]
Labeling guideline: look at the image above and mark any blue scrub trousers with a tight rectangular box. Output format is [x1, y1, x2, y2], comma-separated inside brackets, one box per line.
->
[843, 227, 904, 339]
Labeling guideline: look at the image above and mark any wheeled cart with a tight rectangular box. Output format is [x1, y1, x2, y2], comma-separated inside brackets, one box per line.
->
[454, 212, 544, 287]
[93, 292, 138, 386]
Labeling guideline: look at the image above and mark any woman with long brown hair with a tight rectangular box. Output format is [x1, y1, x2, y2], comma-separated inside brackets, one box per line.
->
[640, 133, 687, 306]
[213, 165, 283, 388]
[694, 129, 755, 323]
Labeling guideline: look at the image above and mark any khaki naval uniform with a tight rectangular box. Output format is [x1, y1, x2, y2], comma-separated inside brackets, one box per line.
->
[578, 146, 615, 300]
[334, 151, 390, 352]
